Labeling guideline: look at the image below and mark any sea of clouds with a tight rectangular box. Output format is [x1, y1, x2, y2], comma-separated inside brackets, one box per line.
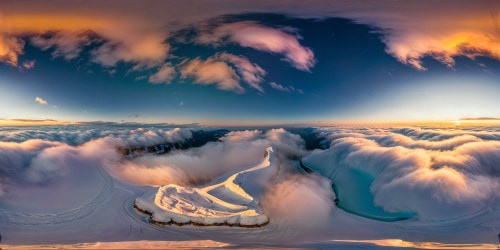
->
[0, 125, 498, 226]
[308, 126, 500, 221]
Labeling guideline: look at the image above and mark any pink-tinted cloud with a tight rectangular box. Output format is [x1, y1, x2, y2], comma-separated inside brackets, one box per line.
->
[196, 21, 316, 71]
[31, 31, 93, 60]
[179, 53, 265, 93]
[22, 59, 35, 69]
[149, 63, 176, 84]
[0, 33, 24, 66]
[218, 52, 266, 92]
[0, 1, 498, 72]
[180, 56, 244, 93]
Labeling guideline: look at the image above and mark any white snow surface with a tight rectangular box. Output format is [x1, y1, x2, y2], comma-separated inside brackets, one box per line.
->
[135, 147, 275, 226]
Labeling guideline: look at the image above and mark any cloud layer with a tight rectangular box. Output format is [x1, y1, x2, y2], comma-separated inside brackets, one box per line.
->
[307, 126, 500, 221]
[1, 1, 497, 85]
[194, 21, 316, 71]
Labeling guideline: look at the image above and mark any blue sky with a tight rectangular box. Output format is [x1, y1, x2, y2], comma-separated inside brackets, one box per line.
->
[1, 1, 500, 126]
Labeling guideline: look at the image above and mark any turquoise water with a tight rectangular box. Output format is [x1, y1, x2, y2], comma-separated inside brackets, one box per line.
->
[332, 167, 415, 221]
[301, 159, 415, 222]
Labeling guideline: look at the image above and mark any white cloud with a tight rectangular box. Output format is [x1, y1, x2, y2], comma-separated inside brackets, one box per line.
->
[307, 126, 500, 221]
[34, 97, 48, 105]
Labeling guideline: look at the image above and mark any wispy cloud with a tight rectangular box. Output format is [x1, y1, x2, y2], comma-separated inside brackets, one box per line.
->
[34, 97, 48, 105]
[31, 30, 94, 60]
[269, 82, 303, 94]
[21, 60, 36, 69]
[195, 21, 316, 71]
[179, 53, 266, 93]
[149, 63, 176, 84]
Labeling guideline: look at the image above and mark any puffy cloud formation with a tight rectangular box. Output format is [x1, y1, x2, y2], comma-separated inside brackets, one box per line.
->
[307, 126, 500, 221]
[107, 128, 307, 186]
[261, 173, 335, 227]
[1, 0, 498, 72]
[0, 126, 193, 146]
[0, 139, 64, 191]
[195, 21, 316, 71]
[0, 126, 309, 200]
[179, 53, 265, 93]
[0, 127, 195, 195]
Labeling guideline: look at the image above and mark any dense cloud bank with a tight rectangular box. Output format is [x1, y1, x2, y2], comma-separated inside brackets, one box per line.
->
[1, 125, 498, 226]
[0, 126, 193, 146]
[308, 126, 500, 221]
[0, 126, 310, 193]
[109, 128, 307, 186]
[0, 127, 194, 195]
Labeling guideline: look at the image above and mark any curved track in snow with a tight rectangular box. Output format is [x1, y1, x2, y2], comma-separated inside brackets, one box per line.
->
[0, 164, 114, 226]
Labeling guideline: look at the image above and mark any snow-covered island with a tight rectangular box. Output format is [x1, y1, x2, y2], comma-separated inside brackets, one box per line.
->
[134, 147, 277, 227]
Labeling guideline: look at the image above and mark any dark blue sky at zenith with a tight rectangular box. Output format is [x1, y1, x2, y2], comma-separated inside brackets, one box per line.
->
[1, 9, 500, 126]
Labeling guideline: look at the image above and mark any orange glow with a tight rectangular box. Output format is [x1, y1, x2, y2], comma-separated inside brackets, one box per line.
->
[3, 15, 107, 32]
[0, 119, 73, 126]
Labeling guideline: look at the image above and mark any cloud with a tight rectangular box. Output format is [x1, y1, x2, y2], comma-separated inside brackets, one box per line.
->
[0, 126, 307, 198]
[261, 173, 335, 228]
[2, 1, 500, 81]
[90, 33, 170, 70]
[31, 31, 94, 60]
[0, 33, 24, 66]
[0, 139, 64, 190]
[307, 126, 500, 221]
[34, 97, 48, 105]
[179, 53, 266, 93]
[460, 117, 500, 121]
[104, 128, 306, 186]
[22, 59, 36, 69]
[195, 21, 316, 71]
[0, 127, 196, 195]
[149, 63, 176, 84]
[0, 1, 499, 72]
[269, 82, 303, 94]
[180, 56, 243, 93]
[217, 52, 266, 92]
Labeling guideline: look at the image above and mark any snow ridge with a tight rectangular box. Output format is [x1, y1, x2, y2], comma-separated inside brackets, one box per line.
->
[135, 147, 275, 227]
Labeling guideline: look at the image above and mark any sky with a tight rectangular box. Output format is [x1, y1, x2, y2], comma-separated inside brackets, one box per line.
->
[1, 0, 500, 126]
